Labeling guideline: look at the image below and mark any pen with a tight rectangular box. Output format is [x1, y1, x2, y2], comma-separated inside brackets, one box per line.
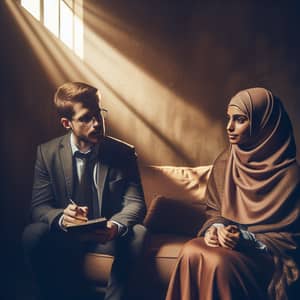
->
[69, 198, 77, 206]
[69, 198, 87, 214]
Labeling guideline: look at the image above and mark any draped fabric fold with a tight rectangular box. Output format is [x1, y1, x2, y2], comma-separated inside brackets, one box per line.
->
[223, 88, 299, 226]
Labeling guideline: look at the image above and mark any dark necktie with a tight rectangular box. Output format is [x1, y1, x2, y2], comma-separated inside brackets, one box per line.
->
[73, 151, 99, 219]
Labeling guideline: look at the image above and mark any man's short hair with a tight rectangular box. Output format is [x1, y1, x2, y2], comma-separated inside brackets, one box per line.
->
[54, 82, 100, 119]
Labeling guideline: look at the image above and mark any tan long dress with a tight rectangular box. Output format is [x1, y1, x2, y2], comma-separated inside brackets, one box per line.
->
[166, 238, 273, 300]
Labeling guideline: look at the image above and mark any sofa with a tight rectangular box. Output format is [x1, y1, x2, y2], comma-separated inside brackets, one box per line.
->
[83, 164, 212, 299]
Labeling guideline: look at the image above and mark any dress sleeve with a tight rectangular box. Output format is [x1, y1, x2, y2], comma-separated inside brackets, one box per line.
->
[198, 151, 232, 236]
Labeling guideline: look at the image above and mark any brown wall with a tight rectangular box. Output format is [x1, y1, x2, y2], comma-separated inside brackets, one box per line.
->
[83, 0, 300, 165]
[1, 1, 300, 299]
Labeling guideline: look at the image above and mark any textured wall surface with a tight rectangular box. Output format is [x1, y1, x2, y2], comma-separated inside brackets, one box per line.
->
[83, 0, 300, 165]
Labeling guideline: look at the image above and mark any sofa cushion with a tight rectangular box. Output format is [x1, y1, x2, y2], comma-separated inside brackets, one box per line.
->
[84, 253, 113, 284]
[145, 234, 190, 286]
[144, 195, 206, 236]
[84, 234, 190, 287]
[140, 165, 212, 207]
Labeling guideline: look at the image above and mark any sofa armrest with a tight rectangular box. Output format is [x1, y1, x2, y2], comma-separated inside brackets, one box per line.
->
[144, 195, 206, 237]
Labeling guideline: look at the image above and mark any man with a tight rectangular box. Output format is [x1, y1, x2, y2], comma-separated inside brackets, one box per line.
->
[22, 82, 147, 300]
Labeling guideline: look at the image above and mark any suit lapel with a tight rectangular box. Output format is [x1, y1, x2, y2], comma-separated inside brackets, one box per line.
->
[96, 138, 111, 216]
[59, 133, 73, 199]
[97, 161, 109, 216]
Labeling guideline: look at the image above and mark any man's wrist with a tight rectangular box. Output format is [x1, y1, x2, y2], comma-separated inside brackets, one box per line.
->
[109, 220, 128, 237]
[58, 214, 68, 232]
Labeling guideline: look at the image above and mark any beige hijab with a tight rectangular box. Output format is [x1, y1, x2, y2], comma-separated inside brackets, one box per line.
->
[222, 88, 300, 230]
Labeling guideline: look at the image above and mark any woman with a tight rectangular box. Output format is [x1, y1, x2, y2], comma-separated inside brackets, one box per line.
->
[166, 88, 300, 300]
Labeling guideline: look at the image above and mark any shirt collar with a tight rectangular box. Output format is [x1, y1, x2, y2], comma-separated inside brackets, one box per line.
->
[70, 133, 100, 158]
[70, 133, 92, 156]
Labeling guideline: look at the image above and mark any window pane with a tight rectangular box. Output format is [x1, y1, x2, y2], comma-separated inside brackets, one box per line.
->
[60, 0, 73, 49]
[74, 0, 83, 58]
[21, 0, 40, 20]
[44, 0, 59, 37]
[63, 0, 73, 8]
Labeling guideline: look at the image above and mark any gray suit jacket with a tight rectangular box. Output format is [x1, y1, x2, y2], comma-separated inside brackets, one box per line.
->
[31, 133, 146, 229]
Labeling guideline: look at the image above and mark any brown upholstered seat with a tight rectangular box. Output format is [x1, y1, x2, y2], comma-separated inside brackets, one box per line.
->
[83, 164, 212, 298]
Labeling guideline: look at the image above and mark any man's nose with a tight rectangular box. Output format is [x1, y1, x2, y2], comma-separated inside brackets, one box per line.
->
[92, 116, 103, 128]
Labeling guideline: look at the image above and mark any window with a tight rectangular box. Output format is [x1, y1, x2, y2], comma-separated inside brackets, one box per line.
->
[20, 0, 83, 59]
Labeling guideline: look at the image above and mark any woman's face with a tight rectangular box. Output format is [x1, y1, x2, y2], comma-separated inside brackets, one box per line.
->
[226, 105, 251, 146]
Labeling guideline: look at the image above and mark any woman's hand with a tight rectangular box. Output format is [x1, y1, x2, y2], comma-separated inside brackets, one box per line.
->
[217, 225, 240, 249]
[204, 225, 220, 247]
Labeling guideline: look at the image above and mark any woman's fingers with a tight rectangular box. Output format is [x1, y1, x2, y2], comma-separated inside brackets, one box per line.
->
[218, 235, 235, 248]
[204, 225, 241, 249]
[217, 226, 240, 249]
[204, 234, 219, 247]
[218, 227, 234, 248]
[205, 239, 219, 247]
[204, 226, 220, 247]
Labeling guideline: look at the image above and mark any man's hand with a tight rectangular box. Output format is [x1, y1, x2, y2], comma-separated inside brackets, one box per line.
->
[78, 220, 119, 244]
[204, 225, 220, 247]
[217, 225, 240, 249]
[62, 204, 88, 227]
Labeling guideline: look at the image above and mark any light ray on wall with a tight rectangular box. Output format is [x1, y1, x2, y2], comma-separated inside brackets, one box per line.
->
[6, 0, 226, 166]
[83, 3, 226, 165]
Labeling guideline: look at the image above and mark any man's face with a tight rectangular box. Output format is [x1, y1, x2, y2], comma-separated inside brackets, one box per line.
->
[226, 105, 250, 146]
[63, 101, 105, 149]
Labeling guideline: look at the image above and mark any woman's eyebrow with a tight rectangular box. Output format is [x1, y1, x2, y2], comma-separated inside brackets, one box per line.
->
[227, 114, 247, 118]
[233, 114, 247, 118]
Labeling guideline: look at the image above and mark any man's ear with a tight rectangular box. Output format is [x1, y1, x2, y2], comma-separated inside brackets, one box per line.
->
[60, 117, 72, 130]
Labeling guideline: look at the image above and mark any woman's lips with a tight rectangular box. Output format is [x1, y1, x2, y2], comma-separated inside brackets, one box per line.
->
[228, 134, 238, 139]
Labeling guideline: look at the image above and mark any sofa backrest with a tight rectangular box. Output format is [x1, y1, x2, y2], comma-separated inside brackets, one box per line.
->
[139, 165, 212, 236]
[139, 165, 212, 207]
